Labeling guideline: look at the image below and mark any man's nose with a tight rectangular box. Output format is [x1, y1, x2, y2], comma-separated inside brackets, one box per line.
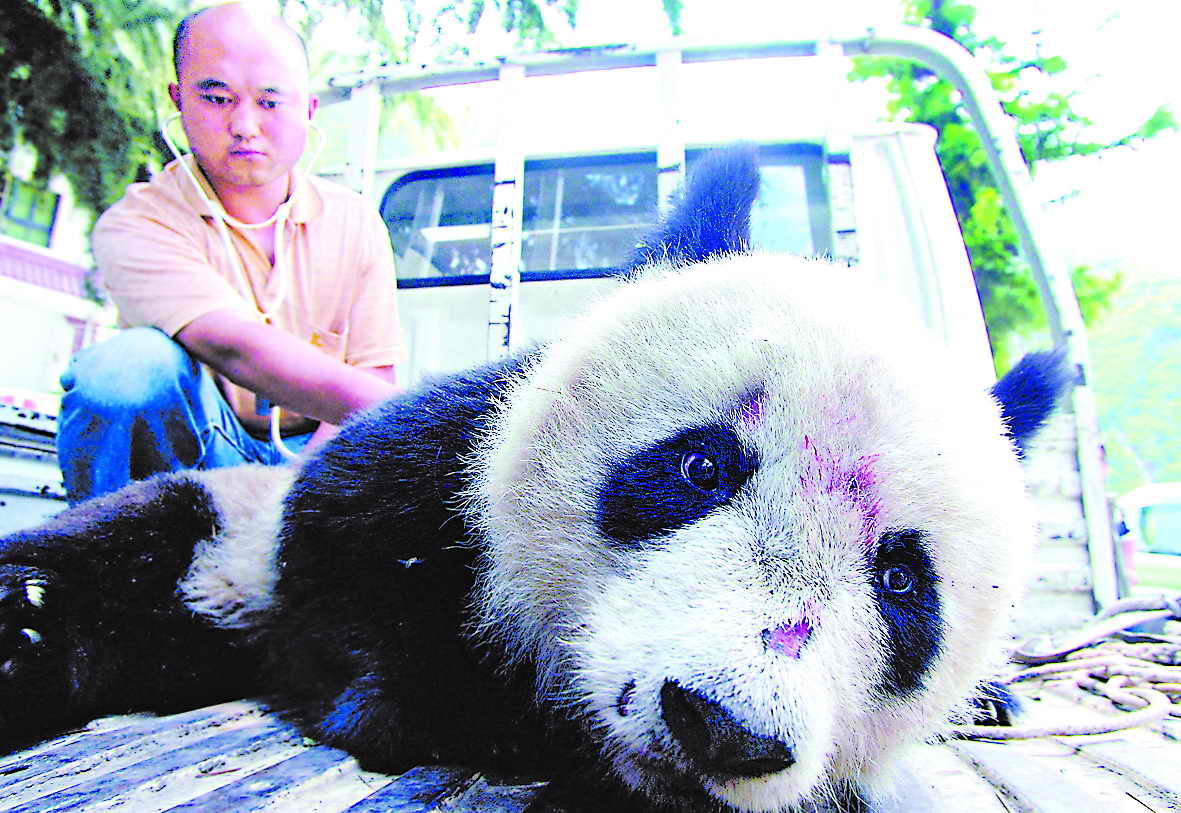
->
[228, 103, 261, 138]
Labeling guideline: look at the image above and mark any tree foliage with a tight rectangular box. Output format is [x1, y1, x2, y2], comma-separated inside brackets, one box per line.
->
[1088, 274, 1181, 492]
[850, 0, 1176, 370]
[276, 0, 582, 69]
[2, 1, 176, 215]
[2, 0, 625, 226]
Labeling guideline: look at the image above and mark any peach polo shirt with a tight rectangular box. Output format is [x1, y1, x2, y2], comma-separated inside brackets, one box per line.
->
[92, 155, 406, 437]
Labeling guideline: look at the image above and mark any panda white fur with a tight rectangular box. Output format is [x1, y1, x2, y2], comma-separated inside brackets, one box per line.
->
[0, 147, 1068, 812]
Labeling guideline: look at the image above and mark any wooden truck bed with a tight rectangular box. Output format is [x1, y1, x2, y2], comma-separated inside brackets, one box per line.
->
[2, 679, 1178, 813]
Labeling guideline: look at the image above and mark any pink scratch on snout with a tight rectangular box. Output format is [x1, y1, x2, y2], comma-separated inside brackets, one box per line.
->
[801, 435, 883, 551]
[764, 619, 811, 658]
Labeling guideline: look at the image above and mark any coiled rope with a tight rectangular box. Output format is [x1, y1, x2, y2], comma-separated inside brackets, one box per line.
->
[955, 594, 1181, 740]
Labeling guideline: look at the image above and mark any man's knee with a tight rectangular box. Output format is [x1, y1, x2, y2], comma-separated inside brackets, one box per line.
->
[62, 328, 198, 413]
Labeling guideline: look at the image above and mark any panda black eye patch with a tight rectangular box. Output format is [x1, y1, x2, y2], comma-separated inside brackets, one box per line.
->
[871, 529, 944, 697]
[596, 423, 758, 548]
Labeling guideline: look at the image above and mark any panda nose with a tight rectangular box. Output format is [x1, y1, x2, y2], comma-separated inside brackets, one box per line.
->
[660, 680, 795, 778]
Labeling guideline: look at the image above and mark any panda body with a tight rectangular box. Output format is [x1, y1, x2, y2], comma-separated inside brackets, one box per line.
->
[257, 251, 1045, 810]
[0, 149, 1068, 813]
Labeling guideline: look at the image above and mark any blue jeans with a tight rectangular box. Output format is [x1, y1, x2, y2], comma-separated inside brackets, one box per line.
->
[57, 327, 309, 504]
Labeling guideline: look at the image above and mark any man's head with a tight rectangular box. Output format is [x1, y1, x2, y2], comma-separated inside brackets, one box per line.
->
[168, 3, 317, 196]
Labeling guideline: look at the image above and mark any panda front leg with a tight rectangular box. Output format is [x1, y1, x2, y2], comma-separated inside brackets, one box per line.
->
[0, 467, 289, 753]
[286, 668, 416, 770]
[265, 560, 525, 774]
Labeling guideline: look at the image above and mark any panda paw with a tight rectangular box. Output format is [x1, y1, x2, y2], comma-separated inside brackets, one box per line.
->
[967, 680, 1021, 726]
[0, 564, 58, 680]
[0, 564, 75, 751]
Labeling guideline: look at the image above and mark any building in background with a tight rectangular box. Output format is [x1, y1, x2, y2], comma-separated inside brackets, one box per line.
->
[0, 147, 113, 414]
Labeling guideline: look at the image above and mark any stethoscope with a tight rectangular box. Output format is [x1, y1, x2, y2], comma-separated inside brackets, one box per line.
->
[159, 112, 326, 460]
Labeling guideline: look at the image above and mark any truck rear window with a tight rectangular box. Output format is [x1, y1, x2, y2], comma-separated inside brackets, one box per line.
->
[380, 146, 832, 287]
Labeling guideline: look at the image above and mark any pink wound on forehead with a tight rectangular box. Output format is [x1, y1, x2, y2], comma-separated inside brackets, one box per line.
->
[848, 453, 882, 525]
[763, 619, 811, 659]
[800, 437, 883, 550]
[738, 388, 767, 430]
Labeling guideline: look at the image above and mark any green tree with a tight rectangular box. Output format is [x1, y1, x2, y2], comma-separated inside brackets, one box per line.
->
[850, 0, 1176, 370]
[279, 0, 589, 159]
[1087, 274, 1181, 492]
[1, 1, 178, 215]
[277, 0, 584, 72]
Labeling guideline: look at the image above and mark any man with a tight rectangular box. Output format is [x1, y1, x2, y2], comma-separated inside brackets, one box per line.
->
[57, 2, 405, 504]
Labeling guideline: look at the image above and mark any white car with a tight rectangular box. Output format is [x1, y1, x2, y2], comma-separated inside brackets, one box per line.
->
[1117, 482, 1181, 593]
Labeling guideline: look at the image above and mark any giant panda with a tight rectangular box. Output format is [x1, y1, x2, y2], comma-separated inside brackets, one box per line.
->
[0, 147, 1069, 812]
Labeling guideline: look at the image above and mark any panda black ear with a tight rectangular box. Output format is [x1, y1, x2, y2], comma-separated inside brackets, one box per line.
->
[626, 144, 761, 271]
[990, 348, 1074, 458]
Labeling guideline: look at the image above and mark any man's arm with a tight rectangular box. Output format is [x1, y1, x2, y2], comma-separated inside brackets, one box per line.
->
[176, 308, 397, 425]
[364, 365, 397, 387]
[303, 364, 396, 451]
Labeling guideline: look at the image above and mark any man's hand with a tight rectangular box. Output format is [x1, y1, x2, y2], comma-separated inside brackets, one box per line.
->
[300, 365, 393, 454]
[304, 420, 339, 452]
[176, 308, 398, 425]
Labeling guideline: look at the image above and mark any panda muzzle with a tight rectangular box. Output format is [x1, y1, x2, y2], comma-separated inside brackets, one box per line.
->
[660, 680, 795, 779]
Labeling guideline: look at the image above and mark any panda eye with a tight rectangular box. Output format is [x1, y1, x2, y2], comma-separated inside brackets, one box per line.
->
[881, 566, 915, 594]
[597, 423, 758, 548]
[680, 452, 719, 491]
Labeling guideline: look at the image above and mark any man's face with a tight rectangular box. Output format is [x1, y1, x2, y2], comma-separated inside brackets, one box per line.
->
[169, 8, 317, 194]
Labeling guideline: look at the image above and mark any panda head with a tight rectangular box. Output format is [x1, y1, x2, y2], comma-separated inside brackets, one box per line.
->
[469, 148, 1067, 811]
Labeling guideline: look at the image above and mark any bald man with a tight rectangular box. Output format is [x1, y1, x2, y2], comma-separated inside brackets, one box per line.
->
[57, 2, 406, 503]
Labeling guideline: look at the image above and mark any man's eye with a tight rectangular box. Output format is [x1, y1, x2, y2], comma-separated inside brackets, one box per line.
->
[259, 100, 279, 110]
[201, 94, 231, 105]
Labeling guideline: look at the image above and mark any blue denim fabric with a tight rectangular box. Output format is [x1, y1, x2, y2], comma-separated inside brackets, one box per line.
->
[57, 327, 309, 504]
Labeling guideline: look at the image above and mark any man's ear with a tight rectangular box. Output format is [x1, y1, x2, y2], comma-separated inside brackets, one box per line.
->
[169, 82, 183, 112]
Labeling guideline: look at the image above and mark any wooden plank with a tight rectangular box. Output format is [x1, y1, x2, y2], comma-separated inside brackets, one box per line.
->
[343, 765, 484, 812]
[98, 740, 327, 813]
[0, 703, 270, 802]
[1016, 679, 1181, 804]
[162, 748, 371, 812]
[949, 738, 1154, 813]
[452, 776, 547, 813]
[1073, 737, 1181, 803]
[1, 723, 291, 813]
[870, 744, 1008, 813]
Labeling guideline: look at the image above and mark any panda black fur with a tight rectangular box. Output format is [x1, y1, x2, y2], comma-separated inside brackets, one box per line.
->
[0, 148, 1071, 812]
